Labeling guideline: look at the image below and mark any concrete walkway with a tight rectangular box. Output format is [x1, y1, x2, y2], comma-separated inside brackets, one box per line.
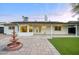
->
[0, 35, 60, 55]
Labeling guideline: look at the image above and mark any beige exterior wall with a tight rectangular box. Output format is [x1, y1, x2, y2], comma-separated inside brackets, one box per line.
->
[18, 23, 68, 35]
[52, 24, 68, 35]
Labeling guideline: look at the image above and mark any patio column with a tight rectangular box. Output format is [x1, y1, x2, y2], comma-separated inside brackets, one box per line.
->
[19, 25, 21, 32]
[27, 25, 29, 32]
[17, 24, 19, 32]
[50, 24, 53, 39]
[17, 24, 19, 33]
[75, 24, 77, 37]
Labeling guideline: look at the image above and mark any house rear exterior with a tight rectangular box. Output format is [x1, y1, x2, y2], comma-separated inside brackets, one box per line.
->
[0, 21, 79, 36]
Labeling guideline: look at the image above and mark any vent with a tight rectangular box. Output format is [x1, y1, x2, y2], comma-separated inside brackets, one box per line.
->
[22, 16, 29, 22]
[44, 15, 48, 21]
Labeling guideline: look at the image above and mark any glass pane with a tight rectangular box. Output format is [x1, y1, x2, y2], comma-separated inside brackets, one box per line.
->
[20, 25, 27, 32]
[29, 25, 33, 32]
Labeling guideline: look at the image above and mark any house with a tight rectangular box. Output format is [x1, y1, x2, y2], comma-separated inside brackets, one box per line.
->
[0, 21, 79, 36]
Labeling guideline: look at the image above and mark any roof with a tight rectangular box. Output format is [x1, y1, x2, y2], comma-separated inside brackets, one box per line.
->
[3, 22, 18, 26]
[68, 21, 79, 24]
[0, 22, 6, 25]
[11, 21, 67, 24]
[1, 21, 79, 25]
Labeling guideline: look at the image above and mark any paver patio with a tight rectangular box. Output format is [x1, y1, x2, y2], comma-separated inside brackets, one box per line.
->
[0, 35, 60, 55]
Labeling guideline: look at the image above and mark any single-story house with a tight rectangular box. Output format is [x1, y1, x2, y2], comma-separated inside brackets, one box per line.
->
[0, 21, 79, 37]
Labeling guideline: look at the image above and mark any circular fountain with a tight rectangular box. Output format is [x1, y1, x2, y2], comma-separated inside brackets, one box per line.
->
[6, 28, 23, 51]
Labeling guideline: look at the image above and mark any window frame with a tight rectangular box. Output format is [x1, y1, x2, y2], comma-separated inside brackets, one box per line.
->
[9, 26, 15, 30]
[20, 25, 27, 32]
[54, 26, 61, 31]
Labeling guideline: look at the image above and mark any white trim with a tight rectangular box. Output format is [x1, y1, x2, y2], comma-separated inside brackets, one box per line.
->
[50, 24, 52, 38]
[76, 24, 77, 37]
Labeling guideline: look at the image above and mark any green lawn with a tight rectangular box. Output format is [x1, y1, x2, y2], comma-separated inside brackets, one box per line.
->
[48, 37, 79, 55]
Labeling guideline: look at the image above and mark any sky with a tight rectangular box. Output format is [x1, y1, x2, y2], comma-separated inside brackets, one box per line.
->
[0, 3, 78, 22]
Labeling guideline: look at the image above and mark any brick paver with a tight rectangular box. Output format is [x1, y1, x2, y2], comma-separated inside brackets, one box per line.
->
[0, 35, 60, 55]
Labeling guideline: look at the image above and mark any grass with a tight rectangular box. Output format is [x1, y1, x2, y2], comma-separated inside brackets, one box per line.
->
[48, 37, 79, 55]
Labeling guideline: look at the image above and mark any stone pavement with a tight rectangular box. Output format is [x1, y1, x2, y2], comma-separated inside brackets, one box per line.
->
[0, 35, 60, 55]
[0, 34, 7, 39]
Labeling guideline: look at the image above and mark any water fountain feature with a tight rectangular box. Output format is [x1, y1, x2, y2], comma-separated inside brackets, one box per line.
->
[6, 27, 23, 51]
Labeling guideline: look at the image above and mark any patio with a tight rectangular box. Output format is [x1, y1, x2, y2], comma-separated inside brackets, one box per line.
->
[0, 35, 59, 55]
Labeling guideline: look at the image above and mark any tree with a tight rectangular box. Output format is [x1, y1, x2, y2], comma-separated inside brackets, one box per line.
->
[72, 3, 79, 15]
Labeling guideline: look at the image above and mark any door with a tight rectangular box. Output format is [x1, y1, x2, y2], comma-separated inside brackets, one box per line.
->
[0, 27, 4, 33]
[34, 26, 42, 34]
[68, 27, 76, 34]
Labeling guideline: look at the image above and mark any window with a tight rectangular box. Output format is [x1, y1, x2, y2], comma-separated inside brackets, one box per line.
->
[9, 26, 15, 30]
[54, 26, 61, 31]
[20, 25, 27, 32]
[29, 25, 33, 32]
[39, 26, 41, 32]
[36, 28, 39, 32]
[35, 26, 42, 33]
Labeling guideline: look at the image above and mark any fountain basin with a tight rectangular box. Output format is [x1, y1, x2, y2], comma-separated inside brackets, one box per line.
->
[7, 42, 23, 51]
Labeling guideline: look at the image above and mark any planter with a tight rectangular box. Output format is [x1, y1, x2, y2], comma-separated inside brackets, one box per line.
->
[7, 42, 23, 51]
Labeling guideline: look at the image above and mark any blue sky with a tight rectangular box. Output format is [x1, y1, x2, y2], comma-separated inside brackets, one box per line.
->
[0, 3, 77, 22]
[0, 3, 70, 15]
